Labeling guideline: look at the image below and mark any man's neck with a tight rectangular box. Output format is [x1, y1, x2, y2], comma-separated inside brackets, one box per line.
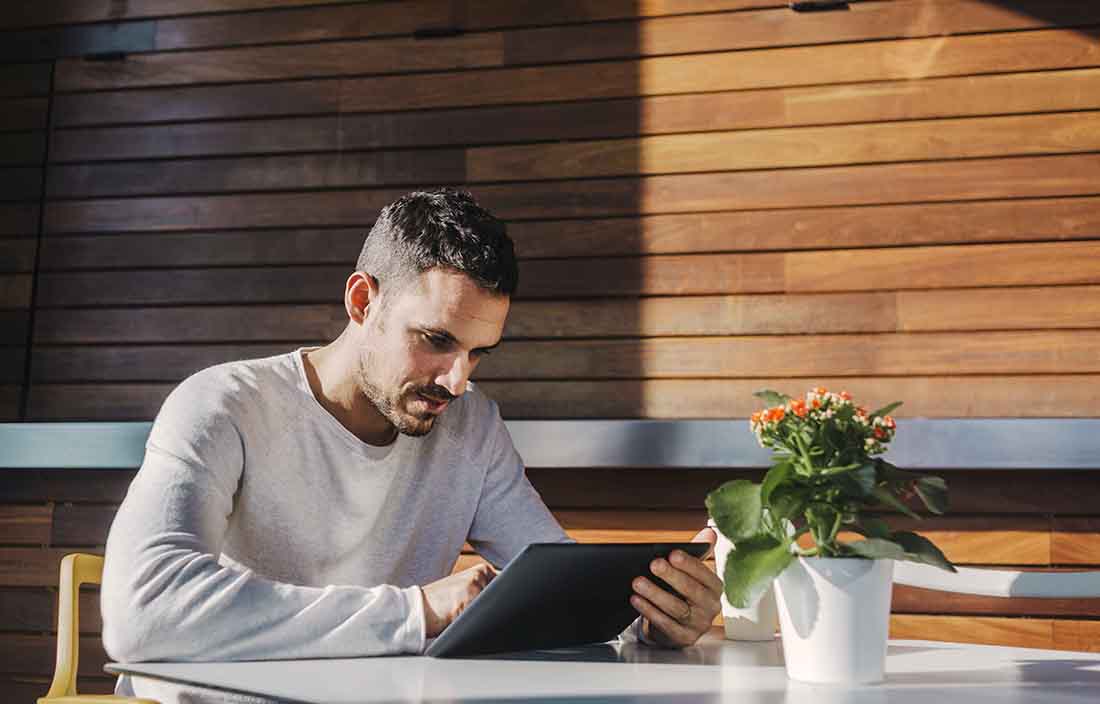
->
[301, 342, 397, 447]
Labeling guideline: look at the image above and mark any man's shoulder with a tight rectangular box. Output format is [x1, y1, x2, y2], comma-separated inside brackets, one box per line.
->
[159, 350, 299, 420]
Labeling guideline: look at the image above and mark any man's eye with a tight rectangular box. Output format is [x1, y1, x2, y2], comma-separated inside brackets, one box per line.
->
[423, 333, 450, 349]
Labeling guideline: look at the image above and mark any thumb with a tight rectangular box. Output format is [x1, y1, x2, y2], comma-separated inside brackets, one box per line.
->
[692, 526, 717, 560]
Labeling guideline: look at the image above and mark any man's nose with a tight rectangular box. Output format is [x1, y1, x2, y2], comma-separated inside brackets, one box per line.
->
[437, 354, 471, 397]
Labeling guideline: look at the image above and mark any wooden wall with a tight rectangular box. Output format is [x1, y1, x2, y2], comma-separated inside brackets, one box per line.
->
[1, 0, 1099, 697]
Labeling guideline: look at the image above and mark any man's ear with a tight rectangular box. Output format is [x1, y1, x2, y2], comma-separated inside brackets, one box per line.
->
[345, 271, 380, 325]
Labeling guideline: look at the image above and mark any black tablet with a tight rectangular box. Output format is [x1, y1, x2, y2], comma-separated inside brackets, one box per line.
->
[424, 542, 711, 658]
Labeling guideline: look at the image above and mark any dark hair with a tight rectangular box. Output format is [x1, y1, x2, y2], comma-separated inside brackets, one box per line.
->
[356, 188, 518, 297]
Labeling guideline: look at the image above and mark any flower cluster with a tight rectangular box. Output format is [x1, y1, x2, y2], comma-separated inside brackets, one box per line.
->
[750, 387, 897, 458]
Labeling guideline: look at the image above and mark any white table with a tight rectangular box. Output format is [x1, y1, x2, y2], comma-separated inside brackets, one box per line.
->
[106, 628, 1100, 703]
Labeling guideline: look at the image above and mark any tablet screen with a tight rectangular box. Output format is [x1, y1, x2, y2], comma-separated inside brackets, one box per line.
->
[425, 542, 710, 658]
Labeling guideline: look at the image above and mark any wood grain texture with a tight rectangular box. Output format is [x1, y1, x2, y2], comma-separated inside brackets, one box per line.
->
[0, 311, 30, 346]
[893, 586, 1100, 619]
[0, 588, 54, 632]
[889, 615, 1055, 649]
[0, 0, 355, 28]
[0, 64, 50, 98]
[48, 69, 1100, 162]
[0, 132, 46, 166]
[49, 29, 1100, 125]
[52, 3, 1100, 90]
[0, 274, 34, 309]
[50, 504, 115, 547]
[0, 470, 134, 503]
[42, 154, 1100, 232]
[1053, 519, 1100, 565]
[0, 97, 48, 132]
[45, 112, 1100, 199]
[34, 196, 1100, 268]
[0, 239, 40, 273]
[0, 204, 39, 237]
[0, 506, 51, 546]
[0, 548, 94, 587]
[0, 385, 19, 421]
[24, 374, 1100, 421]
[1053, 620, 1100, 653]
[0, 167, 43, 202]
[0, 633, 107, 677]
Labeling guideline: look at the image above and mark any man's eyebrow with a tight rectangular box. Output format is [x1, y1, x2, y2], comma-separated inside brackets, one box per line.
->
[420, 326, 502, 352]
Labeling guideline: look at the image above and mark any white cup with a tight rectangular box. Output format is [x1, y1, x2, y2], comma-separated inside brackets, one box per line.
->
[708, 519, 779, 641]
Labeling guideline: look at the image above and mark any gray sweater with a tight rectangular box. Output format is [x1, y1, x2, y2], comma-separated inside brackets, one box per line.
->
[102, 348, 570, 699]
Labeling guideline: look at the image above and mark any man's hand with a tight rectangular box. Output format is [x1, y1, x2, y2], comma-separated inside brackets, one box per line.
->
[420, 562, 497, 638]
[631, 527, 722, 648]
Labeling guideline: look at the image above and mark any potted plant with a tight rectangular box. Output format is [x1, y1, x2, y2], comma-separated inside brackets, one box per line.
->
[706, 387, 956, 684]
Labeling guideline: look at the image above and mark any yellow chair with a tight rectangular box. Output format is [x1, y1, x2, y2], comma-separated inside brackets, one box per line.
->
[38, 553, 157, 704]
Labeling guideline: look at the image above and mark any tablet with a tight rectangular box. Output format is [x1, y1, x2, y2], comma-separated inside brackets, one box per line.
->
[424, 542, 711, 658]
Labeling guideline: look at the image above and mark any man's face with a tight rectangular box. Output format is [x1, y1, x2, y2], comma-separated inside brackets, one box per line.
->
[355, 268, 508, 437]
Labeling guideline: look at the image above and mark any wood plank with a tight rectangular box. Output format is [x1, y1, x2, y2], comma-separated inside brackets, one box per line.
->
[1053, 620, 1100, 653]
[39, 228, 362, 269]
[0, 385, 19, 421]
[38, 286, 1094, 346]
[0, 238, 36, 273]
[34, 304, 346, 344]
[1053, 519, 1100, 565]
[0, 167, 42, 202]
[898, 286, 1100, 333]
[54, 2, 1100, 90]
[893, 585, 1100, 619]
[46, 112, 1100, 198]
[0, 633, 108, 677]
[35, 197, 1100, 268]
[25, 375, 1100, 422]
[0, 98, 47, 132]
[0, 64, 50, 98]
[0, 588, 54, 632]
[0, 470, 134, 503]
[49, 69, 1100, 162]
[0, 311, 30, 346]
[797, 517, 1051, 566]
[46, 149, 466, 199]
[0, 274, 32, 309]
[3, 677, 115, 701]
[0, 548, 94, 588]
[0, 204, 39, 237]
[0, 348, 27, 384]
[889, 614, 1054, 649]
[0, 506, 51, 546]
[31, 344, 293, 382]
[469, 112, 1100, 182]
[787, 241, 1100, 293]
[27, 331, 1100, 382]
[0, 0, 355, 28]
[42, 154, 1100, 232]
[0, 132, 46, 166]
[50, 28, 1100, 126]
[479, 331, 1100, 379]
[51, 504, 117, 547]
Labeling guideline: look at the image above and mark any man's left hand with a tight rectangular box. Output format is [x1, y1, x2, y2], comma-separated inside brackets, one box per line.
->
[630, 527, 722, 648]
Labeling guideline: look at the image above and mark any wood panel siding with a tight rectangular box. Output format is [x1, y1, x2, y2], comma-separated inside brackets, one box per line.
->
[0, 3, 1097, 694]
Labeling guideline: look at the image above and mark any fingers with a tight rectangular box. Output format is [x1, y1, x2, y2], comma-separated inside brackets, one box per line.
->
[630, 594, 695, 647]
[650, 555, 720, 610]
[633, 576, 691, 622]
[670, 548, 724, 596]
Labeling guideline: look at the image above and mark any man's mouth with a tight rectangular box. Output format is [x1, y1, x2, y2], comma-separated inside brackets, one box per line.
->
[416, 392, 450, 413]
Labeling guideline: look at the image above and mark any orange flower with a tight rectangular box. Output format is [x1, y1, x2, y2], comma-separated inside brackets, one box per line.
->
[839, 390, 852, 401]
[813, 386, 828, 395]
[811, 398, 821, 409]
[791, 399, 808, 417]
[874, 427, 886, 439]
[766, 407, 786, 423]
[884, 416, 896, 429]
[751, 411, 762, 425]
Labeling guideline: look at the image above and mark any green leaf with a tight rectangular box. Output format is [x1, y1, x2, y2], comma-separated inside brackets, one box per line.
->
[854, 516, 892, 539]
[760, 461, 793, 506]
[705, 480, 763, 543]
[871, 485, 920, 519]
[753, 389, 791, 407]
[767, 484, 809, 522]
[721, 534, 795, 608]
[870, 401, 903, 418]
[892, 531, 957, 573]
[914, 476, 949, 515]
[842, 538, 907, 560]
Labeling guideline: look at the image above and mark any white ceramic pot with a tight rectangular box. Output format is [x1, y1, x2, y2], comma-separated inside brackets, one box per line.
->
[708, 519, 779, 641]
[774, 556, 894, 684]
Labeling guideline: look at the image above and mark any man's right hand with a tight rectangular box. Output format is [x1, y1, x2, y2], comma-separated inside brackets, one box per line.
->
[419, 562, 497, 638]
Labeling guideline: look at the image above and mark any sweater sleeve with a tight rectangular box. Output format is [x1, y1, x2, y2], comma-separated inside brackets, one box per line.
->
[100, 372, 425, 663]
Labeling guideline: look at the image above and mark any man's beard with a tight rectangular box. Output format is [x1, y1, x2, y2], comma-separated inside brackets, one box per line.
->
[355, 351, 448, 438]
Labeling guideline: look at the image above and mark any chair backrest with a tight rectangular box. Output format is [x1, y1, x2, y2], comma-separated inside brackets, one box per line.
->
[40, 553, 104, 700]
[894, 562, 1100, 598]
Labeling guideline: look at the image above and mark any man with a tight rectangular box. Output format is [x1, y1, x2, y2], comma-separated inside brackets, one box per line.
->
[102, 189, 721, 700]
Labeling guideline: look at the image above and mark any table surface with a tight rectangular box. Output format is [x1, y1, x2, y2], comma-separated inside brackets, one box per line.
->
[107, 628, 1100, 704]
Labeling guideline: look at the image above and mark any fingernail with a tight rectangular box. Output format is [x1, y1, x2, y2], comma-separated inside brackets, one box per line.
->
[652, 559, 665, 573]
[633, 578, 645, 591]
[671, 550, 684, 564]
